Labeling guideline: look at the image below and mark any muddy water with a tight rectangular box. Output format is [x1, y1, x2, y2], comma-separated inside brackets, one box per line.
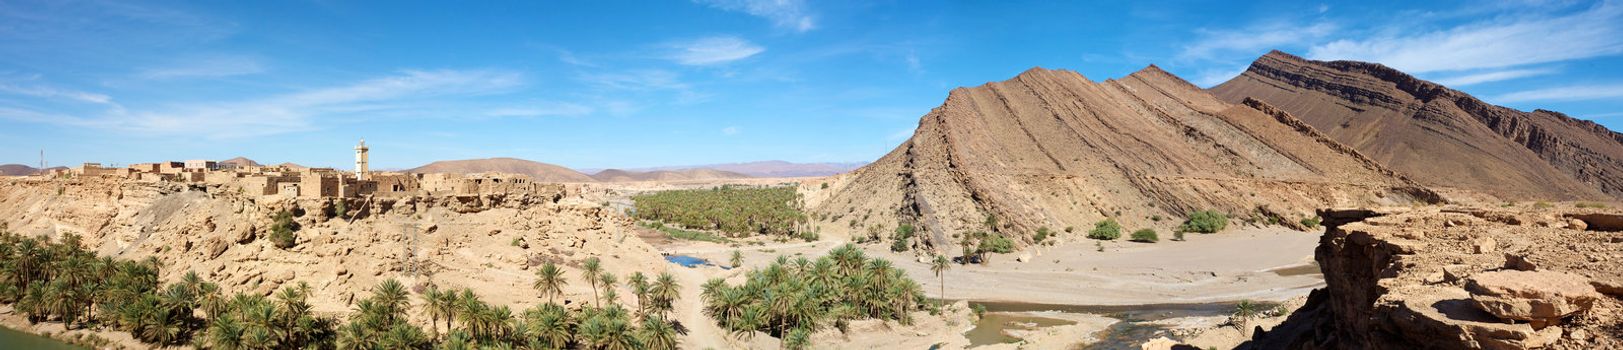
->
[964, 312, 1078, 347]
[960, 300, 1278, 349]
[0, 327, 81, 349]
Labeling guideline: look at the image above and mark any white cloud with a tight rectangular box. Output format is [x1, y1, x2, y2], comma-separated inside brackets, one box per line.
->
[1189, 66, 1248, 87]
[1179, 22, 1337, 61]
[485, 102, 593, 118]
[1494, 84, 1623, 103]
[580, 70, 689, 91]
[0, 82, 114, 105]
[667, 36, 765, 65]
[1307, 3, 1623, 72]
[694, 0, 815, 32]
[138, 55, 265, 79]
[721, 126, 741, 135]
[1429, 68, 1556, 87]
[886, 128, 913, 141]
[4, 69, 523, 138]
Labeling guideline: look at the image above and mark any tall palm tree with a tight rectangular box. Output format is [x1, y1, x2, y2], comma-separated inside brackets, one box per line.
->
[582, 258, 603, 306]
[639, 316, 679, 350]
[533, 263, 566, 304]
[423, 288, 448, 337]
[930, 255, 950, 304]
[627, 271, 649, 316]
[598, 272, 619, 306]
[207, 315, 245, 350]
[374, 279, 409, 324]
[651, 272, 679, 317]
[524, 303, 572, 350]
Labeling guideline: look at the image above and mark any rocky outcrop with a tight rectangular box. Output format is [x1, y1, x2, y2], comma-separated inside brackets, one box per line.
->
[1242, 205, 1623, 349]
[1212, 51, 1623, 201]
[815, 65, 1438, 247]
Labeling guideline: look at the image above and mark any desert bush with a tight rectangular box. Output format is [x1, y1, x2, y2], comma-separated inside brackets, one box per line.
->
[270, 209, 298, 248]
[1299, 217, 1321, 229]
[1174, 230, 1186, 241]
[976, 233, 1015, 254]
[1087, 219, 1121, 240]
[1033, 227, 1051, 243]
[1130, 229, 1158, 243]
[1576, 202, 1609, 209]
[1179, 210, 1228, 234]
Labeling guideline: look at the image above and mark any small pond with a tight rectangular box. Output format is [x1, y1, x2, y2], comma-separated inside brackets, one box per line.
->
[0, 327, 83, 350]
[663, 254, 720, 268]
[964, 312, 1077, 347]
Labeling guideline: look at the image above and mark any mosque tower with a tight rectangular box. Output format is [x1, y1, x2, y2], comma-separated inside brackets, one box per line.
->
[355, 138, 369, 181]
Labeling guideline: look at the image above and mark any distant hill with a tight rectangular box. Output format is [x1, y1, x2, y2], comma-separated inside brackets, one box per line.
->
[610, 160, 866, 178]
[0, 164, 40, 176]
[1211, 51, 1623, 200]
[405, 157, 595, 183]
[221, 157, 260, 168]
[278, 162, 308, 170]
[589, 168, 752, 182]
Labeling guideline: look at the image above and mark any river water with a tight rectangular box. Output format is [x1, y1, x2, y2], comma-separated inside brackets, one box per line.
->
[0, 326, 82, 349]
[962, 300, 1277, 349]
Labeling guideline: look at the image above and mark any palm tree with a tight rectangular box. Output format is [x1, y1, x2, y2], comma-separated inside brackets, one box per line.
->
[598, 272, 619, 306]
[930, 255, 951, 304]
[639, 316, 679, 350]
[627, 271, 649, 315]
[524, 304, 572, 350]
[582, 258, 603, 306]
[1233, 299, 1259, 335]
[423, 287, 449, 337]
[533, 263, 566, 304]
[374, 279, 409, 324]
[434, 288, 460, 334]
[783, 327, 811, 350]
[730, 250, 743, 268]
[651, 272, 679, 317]
[207, 315, 245, 350]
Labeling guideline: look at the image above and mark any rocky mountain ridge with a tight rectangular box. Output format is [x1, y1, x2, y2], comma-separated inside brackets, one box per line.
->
[1212, 51, 1623, 201]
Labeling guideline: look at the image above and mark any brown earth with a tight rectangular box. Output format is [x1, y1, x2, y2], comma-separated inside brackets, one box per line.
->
[0, 164, 42, 176]
[405, 157, 596, 183]
[220, 156, 260, 168]
[1211, 51, 1623, 201]
[1241, 204, 1623, 349]
[589, 168, 752, 182]
[813, 66, 1439, 249]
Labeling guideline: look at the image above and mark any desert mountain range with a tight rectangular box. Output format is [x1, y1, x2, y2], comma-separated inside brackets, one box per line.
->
[812, 65, 1440, 246]
[1212, 51, 1623, 201]
[0, 164, 54, 176]
[603, 160, 865, 178]
[401, 157, 769, 183]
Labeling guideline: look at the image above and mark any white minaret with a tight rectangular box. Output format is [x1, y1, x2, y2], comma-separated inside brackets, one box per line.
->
[354, 138, 369, 180]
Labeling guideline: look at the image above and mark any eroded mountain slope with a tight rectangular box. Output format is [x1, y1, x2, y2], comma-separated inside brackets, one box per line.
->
[814, 66, 1438, 247]
[1212, 51, 1623, 201]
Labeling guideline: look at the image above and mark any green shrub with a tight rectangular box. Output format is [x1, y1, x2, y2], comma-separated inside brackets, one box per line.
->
[1130, 229, 1158, 243]
[1576, 202, 1609, 209]
[978, 234, 1014, 253]
[270, 210, 298, 248]
[1033, 227, 1051, 243]
[1087, 219, 1121, 240]
[800, 230, 820, 242]
[1179, 210, 1228, 234]
[1533, 201, 1554, 209]
[820, 182, 829, 189]
[1299, 217, 1321, 229]
[1174, 230, 1186, 241]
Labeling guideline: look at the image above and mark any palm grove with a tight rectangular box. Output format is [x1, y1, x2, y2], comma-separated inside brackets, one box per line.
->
[0, 224, 686, 349]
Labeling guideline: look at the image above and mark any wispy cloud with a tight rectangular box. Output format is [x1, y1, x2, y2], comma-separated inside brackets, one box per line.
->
[485, 102, 594, 118]
[3, 69, 524, 138]
[1307, 3, 1623, 72]
[1190, 67, 1249, 87]
[0, 82, 114, 105]
[693, 0, 815, 32]
[1178, 22, 1337, 62]
[1495, 84, 1623, 103]
[1429, 68, 1556, 87]
[138, 55, 265, 79]
[721, 126, 741, 135]
[579, 69, 690, 91]
[666, 36, 764, 66]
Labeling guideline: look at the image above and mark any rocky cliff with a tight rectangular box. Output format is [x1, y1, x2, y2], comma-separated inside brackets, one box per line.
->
[1243, 205, 1623, 349]
[814, 66, 1439, 247]
[1212, 51, 1623, 201]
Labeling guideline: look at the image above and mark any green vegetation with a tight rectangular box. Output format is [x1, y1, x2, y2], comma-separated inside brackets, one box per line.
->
[730, 250, 744, 269]
[702, 244, 925, 347]
[890, 224, 915, 252]
[642, 221, 730, 243]
[1232, 299, 1260, 333]
[632, 185, 806, 237]
[1179, 210, 1229, 234]
[1299, 217, 1321, 229]
[0, 225, 688, 349]
[976, 232, 1014, 254]
[1533, 201, 1554, 209]
[1032, 227, 1051, 244]
[1576, 202, 1609, 209]
[930, 255, 951, 303]
[269, 209, 299, 249]
[1130, 229, 1158, 243]
[1087, 219, 1122, 240]
[1174, 230, 1186, 241]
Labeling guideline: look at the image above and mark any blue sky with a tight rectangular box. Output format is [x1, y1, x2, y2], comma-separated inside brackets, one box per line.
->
[2, 0, 1621, 169]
